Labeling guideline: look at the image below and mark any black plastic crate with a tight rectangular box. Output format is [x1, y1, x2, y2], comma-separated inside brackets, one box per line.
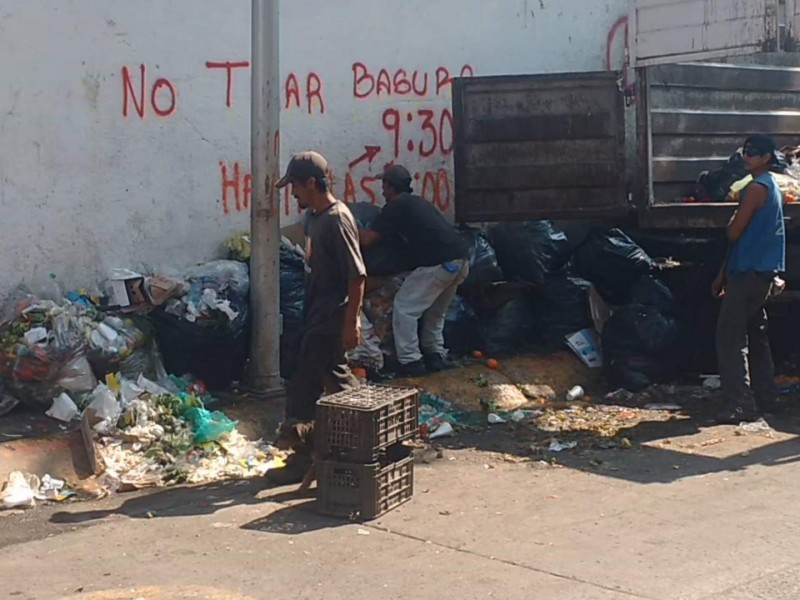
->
[316, 447, 414, 521]
[316, 384, 419, 462]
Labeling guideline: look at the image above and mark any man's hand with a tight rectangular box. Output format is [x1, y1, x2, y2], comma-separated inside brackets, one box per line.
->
[711, 273, 726, 299]
[342, 317, 362, 352]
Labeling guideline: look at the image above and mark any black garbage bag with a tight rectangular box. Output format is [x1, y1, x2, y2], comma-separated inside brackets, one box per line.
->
[458, 227, 503, 286]
[533, 276, 592, 347]
[696, 150, 749, 202]
[152, 310, 249, 391]
[628, 276, 676, 315]
[604, 355, 669, 393]
[479, 296, 538, 356]
[697, 149, 791, 202]
[443, 295, 483, 357]
[280, 244, 306, 379]
[349, 202, 381, 229]
[575, 229, 659, 304]
[152, 261, 251, 390]
[489, 221, 571, 284]
[601, 304, 682, 391]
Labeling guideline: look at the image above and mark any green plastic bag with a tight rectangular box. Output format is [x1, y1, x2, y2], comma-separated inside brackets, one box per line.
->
[184, 407, 237, 443]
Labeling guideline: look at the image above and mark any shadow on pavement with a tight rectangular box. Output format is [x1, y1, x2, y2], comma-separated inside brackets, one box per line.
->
[240, 497, 349, 535]
[50, 479, 271, 524]
[49, 476, 349, 534]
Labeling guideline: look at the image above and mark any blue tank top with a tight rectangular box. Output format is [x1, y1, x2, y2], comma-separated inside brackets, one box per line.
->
[727, 172, 785, 275]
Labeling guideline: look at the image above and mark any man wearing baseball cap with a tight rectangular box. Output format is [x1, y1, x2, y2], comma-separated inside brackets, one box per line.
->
[360, 164, 469, 377]
[712, 135, 786, 423]
[269, 151, 366, 483]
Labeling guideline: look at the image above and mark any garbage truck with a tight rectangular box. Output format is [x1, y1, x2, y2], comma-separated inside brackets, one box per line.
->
[451, 0, 800, 286]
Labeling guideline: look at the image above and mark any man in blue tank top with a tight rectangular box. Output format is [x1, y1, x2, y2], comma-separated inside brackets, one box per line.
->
[712, 135, 786, 423]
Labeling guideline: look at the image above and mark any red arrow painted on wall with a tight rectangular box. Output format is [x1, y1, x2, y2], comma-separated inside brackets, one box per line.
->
[348, 145, 382, 169]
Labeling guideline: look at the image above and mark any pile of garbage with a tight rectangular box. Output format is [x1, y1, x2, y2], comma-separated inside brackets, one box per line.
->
[0, 257, 254, 418]
[347, 218, 685, 392]
[0, 295, 160, 412]
[85, 374, 276, 490]
[688, 144, 800, 203]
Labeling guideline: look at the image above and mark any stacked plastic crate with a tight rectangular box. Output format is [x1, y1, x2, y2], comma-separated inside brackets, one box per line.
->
[315, 383, 419, 521]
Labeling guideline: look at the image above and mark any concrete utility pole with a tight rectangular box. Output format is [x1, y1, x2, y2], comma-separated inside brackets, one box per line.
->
[248, 0, 282, 395]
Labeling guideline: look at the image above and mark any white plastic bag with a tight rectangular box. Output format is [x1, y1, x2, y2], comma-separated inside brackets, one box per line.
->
[1, 472, 39, 509]
[46, 392, 79, 422]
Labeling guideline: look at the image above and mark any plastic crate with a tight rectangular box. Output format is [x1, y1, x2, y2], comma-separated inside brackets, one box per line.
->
[316, 448, 414, 521]
[316, 384, 419, 462]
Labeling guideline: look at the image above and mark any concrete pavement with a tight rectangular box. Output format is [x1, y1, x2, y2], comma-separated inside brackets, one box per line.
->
[2, 418, 800, 600]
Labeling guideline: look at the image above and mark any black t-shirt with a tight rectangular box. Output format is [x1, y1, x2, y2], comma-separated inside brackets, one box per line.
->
[303, 201, 366, 335]
[372, 194, 468, 268]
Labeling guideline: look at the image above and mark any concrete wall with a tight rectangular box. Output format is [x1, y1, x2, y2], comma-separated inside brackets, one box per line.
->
[0, 0, 628, 294]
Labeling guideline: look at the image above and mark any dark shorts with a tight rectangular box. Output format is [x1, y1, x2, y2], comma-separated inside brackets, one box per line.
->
[284, 333, 359, 422]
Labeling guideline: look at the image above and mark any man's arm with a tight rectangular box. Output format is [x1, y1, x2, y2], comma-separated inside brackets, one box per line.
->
[334, 216, 368, 351]
[727, 183, 767, 242]
[359, 229, 381, 248]
[712, 246, 731, 298]
[344, 276, 366, 346]
[359, 203, 398, 248]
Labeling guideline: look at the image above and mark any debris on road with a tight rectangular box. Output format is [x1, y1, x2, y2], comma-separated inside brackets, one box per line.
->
[737, 419, 774, 436]
[1, 471, 38, 509]
[548, 439, 578, 452]
[80, 375, 276, 491]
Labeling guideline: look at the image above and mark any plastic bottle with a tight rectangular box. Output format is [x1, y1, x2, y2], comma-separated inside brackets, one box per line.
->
[566, 386, 585, 402]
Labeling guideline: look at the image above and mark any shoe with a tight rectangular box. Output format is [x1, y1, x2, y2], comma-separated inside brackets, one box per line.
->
[715, 405, 760, 425]
[265, 453, 313, 486]
[394, 359, 426, 378]
[424, 353, 457, 373]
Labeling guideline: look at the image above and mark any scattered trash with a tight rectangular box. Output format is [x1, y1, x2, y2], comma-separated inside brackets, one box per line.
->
[429, 422, 454, 439]
[1, 472, 39, 509]
[357, 528, 371, 536]
[737, 419, 773, 435]
[700, 437, 725, 447]
[36, 475, 73, 501]
[565, 329, 603, 369]
[46, 392, 80, 422]
[487, 413, 507, 424]
[80, 375, 275, 490]
[701, 375, 722, 390]
[0, 393, 20, 417]
[605, 389, 635, 403]
[510, 409, 540, 423]
[644, 403, 682, 411]
[548, 440, 578, 452]
[566, 386, 585, 402]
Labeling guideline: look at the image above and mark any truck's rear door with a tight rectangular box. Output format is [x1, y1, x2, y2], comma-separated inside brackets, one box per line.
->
[452, 72, 628, 223]
[640, 61, 800, 228]
[630, 0, 778, 67]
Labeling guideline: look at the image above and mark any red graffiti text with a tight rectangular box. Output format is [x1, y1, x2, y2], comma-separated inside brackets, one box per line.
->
[220, 161, 252, 215]
[353, 63, 475, 100]
[122, 64, 178, 118]
[205, 61, 250, 108]
[381, 107, 455, 159]
[285, 72, 326, 115]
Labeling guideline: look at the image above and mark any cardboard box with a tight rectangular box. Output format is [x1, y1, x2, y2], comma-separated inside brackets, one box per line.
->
[108, 269, 146, 308]
[565, 328, 603, 369]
